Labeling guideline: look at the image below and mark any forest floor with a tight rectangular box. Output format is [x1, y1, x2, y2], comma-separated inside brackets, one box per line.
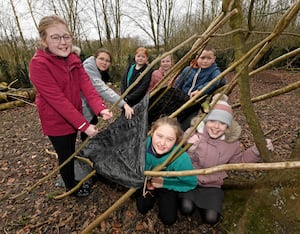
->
[0, 70, 299, 234]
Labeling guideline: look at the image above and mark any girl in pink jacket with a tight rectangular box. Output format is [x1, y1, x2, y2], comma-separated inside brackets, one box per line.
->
[29, 15, 112, 197]
[148, 54, 174, 92]
[180, 94, 273, 230]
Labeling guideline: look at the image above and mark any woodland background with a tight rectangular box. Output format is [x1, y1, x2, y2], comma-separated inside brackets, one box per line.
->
[0, 0, 299, 86]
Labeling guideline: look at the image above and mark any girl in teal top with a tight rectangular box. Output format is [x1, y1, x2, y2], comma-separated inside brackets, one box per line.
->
[136, 117, 197, 225]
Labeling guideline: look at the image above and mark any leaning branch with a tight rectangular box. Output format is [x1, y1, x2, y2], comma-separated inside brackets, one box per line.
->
[11, 126, 97, 200]
[232, 80, 300, 108]
[250, 47, 300, 75]
[144, 161, 300, 177]
[81, 188, 137, 233]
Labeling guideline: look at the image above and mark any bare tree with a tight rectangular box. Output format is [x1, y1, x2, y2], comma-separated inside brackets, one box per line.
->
[92, 0, 103, 47]
[9, 0, 27, 50]
[126, 0, 177, 54]
[161, 0, 176, 51]
[100, 0, 113, 48]
[109, 0, 122, 65]
[26, 0, 38, 31]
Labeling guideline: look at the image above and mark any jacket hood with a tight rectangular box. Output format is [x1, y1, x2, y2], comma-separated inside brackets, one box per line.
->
[191, 116, 241, 143]
[34, 48, 82, 68]
[72, 46, 81, 56]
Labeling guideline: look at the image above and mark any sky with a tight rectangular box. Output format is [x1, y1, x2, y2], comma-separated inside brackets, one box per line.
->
[1, 0, 193, 43]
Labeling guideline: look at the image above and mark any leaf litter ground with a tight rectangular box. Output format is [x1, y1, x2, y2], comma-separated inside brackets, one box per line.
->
[0, 70, 299, 233]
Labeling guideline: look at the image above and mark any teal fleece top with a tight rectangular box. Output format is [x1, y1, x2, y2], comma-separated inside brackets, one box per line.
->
[145, 137, 197, 192]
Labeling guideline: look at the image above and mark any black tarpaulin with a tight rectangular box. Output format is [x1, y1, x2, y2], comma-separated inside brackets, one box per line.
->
[81, 95, 149, 188]
[148, 87, 189, 125]
[148, 87, 201, 130]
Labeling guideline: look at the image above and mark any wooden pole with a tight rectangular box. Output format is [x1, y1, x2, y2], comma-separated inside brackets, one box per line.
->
[144, 161, 300, 177]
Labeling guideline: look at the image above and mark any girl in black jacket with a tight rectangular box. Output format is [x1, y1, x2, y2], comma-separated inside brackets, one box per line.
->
[121, 47, 153, 106]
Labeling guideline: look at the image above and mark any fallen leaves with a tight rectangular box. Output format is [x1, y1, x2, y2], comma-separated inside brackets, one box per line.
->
[0, 70, 299, 233]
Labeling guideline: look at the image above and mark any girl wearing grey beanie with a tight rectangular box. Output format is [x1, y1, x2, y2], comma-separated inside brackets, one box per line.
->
[179, 94, 274, 231]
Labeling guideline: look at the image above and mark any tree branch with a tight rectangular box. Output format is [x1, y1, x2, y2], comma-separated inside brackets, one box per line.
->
[144, 161, 300, 177]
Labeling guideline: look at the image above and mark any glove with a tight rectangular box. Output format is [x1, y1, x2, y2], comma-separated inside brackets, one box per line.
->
[266, 138, 274, 151]
[187, 133, 201, 153]
[252, 138, 274, 155]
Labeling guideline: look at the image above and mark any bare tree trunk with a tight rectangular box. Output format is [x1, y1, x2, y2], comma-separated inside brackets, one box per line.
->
[162, 0, 176, 51]
[101, 0, 113, 48]
[145, 0, 159, 53]
[78, 20, 93, 52]
[185, 0, 193, 25]
[111, 0, 122, 66]
[26, 0, 38, 31]
[49, 0, 58, 15]
[128, 0, 169, 53]
[9, 0, 27, 50]
[93, 0, 103, 47]
[226, 0, 272, 161]
[202, 0, 205, 21]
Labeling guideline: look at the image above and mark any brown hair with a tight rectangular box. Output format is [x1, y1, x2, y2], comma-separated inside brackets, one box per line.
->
[203, 45, 216, 55]
[135, 47, 148, 57]
[196, 45, 216, 56]
[37, 15, 71, 48]
[94, 48, 112, 63]
[149, 116, 183, 144]
[190, 45, 216, 67]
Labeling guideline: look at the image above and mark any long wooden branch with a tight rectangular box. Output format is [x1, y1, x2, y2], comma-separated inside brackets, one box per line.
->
[54, 170, 96, 200]
[232, 80, 300, 108]
[42, 149, 95, 199]
[144, 161, 300, 177]
[11, 127, 95, 200]
[214, 28, 300, 37]
[6, 96, 35, 106]
[81, 188, 136, 233]
[250, 48, 300, 75]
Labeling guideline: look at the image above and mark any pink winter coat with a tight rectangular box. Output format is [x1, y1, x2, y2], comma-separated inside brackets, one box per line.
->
[29, 49, 106, 136]
[148, 67, 171, 92]
[185, 120, 262, 188]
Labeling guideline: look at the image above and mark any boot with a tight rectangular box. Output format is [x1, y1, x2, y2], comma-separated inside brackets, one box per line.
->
[74, 182, 91, 197]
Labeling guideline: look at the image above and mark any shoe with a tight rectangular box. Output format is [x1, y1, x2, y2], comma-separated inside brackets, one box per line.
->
[74, 183, 91, 197]
[55, 175, 65, 187]
[75, 188, 90, 197]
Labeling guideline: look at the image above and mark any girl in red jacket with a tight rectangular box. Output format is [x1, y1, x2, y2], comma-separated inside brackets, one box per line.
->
[29, 15, 112, 197]
[180, 94, 274, 230]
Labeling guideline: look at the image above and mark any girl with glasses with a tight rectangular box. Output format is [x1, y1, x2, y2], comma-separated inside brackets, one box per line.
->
[81, 48, 134, 142]
[29, 15, 113, 197]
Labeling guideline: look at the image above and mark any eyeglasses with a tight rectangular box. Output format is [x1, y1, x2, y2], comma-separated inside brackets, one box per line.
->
[49, 34, 72, 43]
[97, 57, 111, 63]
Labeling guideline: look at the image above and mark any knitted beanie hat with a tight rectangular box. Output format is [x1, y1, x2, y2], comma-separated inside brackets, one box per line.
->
[205, 95, 233, 127]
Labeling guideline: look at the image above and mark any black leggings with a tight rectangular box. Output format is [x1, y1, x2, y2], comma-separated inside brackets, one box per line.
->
[180, 198, 220, 226]
[136, 188, 178, 225]
[49, 133, 77, 191]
